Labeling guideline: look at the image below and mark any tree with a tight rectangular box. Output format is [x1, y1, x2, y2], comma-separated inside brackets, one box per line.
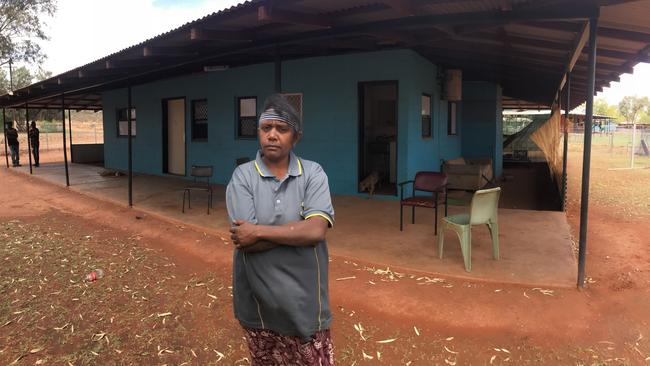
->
[638, 110, 650, 125]
[11, 65, 33, 88]
[0, 0, 57, 65]
[618, 95, 650, 124]
[0, 65, 34, 93]
[593, 98, 621, 121]
[34, 68, 51, 81]
[0, 65, 59, 129]
[618, 96, 650, 168]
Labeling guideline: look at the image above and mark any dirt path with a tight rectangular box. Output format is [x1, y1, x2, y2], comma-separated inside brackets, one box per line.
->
[1, 167, 649, 365]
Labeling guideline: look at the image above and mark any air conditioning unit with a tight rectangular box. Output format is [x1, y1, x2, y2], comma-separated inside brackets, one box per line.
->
[444, 69, 462, 102]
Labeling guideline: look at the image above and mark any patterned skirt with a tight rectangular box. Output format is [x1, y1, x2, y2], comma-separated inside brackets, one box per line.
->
[243, 327, 334, 366]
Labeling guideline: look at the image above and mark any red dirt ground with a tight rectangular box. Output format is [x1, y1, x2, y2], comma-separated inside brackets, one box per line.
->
[1, 152, 649, 364]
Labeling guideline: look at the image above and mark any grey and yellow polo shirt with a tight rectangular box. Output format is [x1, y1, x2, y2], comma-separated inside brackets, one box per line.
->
[225, 150, 334, 339]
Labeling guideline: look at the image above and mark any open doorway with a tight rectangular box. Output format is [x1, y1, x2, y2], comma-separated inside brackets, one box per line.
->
[501, 111, 562, 210]
[162, 98, 186, 176]
[358, 81, 398, 196]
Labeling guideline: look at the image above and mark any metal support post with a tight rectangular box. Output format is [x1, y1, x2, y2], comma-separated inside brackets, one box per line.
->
[61, 94, 70, 186]
[577, 16, 599, 288]
[25, 104, 32, 174]
[561, 74, 570, 211]
[128, 85, 133, 207]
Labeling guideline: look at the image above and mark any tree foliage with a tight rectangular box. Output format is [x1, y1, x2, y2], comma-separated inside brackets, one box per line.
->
[0, 64, 41, 93]
[593, 98, 621, 121]
[0, 65, 59, 129]
[618, 95, 650, 124]
[638, 110, 650, 124]
[0, 0, 57, 64]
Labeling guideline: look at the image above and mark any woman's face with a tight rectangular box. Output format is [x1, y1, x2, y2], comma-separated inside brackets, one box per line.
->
[258, 119, 298, 162]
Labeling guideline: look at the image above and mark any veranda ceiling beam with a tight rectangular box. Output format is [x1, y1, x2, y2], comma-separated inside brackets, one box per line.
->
[557, 20, 590, 95]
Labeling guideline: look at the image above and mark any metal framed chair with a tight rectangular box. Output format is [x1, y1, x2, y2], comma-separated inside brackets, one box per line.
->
[438, 187, 501, 272]
[182, 165, 214, 214]
[398, 172, 448, 235]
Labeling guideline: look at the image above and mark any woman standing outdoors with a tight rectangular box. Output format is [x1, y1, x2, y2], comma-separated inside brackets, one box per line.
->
[226, 94, 335, 365]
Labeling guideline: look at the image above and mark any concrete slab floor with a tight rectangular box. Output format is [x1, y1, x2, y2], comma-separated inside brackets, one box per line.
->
[11, 162, 577, 287]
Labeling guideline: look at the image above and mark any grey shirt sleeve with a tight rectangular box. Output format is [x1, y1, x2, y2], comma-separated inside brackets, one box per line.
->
[302, 163, 335, 227]
[226, 166, 258, 224]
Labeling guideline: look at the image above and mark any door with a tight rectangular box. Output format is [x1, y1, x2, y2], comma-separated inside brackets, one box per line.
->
[358, 81, 398, 195]
[164, 98, 186, 175]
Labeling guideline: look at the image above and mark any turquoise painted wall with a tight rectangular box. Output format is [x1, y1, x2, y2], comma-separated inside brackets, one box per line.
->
[406, 54, 462, 176]
[460, 81, 503, 178]
[281, 50, 461, 194]
[102, 63, 274, 177]
[102, 49, 463, 196]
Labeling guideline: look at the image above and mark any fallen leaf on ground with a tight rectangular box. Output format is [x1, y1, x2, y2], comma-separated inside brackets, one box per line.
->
[213, 349, 225, 361]
[376, 338, 397, 344]
[531, 287, 555, 296]
[335, 276, 356, 281]
[444, 346, 458, 354]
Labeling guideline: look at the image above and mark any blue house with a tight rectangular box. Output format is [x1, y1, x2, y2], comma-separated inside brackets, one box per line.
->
[100, 49, 502, 196]
[0, 0, 646, 202]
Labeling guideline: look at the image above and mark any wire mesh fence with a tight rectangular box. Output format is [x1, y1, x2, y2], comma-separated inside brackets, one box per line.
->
[569, 126, 650, 169]
[1, 123, 103, 156]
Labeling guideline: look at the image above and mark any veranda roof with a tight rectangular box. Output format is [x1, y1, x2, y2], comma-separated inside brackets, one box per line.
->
[1, 0, 649, 111]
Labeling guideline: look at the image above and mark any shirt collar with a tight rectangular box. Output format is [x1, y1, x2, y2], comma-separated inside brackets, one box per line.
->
[254, 150, 302, 178]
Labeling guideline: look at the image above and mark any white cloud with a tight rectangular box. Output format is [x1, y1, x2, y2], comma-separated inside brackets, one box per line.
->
[597, 63, 650, 105]
[39, 0, 243, 75]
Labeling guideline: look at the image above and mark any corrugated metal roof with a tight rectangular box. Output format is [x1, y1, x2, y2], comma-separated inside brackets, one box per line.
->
[1, 0, 649, 110]
[49, 1, 261, 75]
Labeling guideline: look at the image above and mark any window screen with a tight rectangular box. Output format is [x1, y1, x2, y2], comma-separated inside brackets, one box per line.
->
[117, 108, 136, 137]
[422, 94, 432, 138]
[237, 97, 257, 138]
[192, 99, 208, 140]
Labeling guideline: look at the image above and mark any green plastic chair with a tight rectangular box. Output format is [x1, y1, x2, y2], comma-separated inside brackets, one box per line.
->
[438, 187, 501, 272]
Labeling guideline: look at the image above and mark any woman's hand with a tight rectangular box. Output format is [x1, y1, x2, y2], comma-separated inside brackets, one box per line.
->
[230, 220, 260, 249]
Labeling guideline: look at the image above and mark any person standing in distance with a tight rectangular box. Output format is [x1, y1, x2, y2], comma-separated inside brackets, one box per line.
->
[6, 121, 20, 167]
[28, 121, 40, 167]
[226, 93, 335, 365]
